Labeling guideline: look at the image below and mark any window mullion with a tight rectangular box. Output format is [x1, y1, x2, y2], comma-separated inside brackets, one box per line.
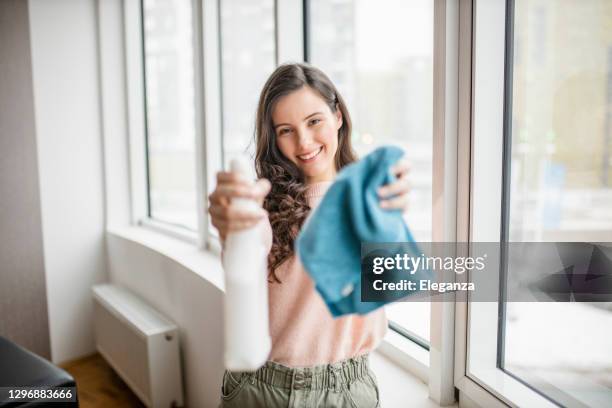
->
[124, 0, 149, 226]
[201, 0, 223, 247]
[193, 0, 208, 249]
[430, 0, 460, 405]
[453, 0, 474, 393]
[457, 0, 557, 406]
[276, 0, 305, 64]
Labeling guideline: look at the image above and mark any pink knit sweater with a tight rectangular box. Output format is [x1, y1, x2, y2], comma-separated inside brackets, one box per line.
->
[259, 181, 388, 367]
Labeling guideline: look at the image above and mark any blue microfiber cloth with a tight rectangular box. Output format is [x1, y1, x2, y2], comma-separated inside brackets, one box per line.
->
[296, 146, 427, 317]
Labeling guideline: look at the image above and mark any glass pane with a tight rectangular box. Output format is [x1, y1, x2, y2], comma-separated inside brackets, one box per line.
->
[220, 0, 276, 169]
[503, 1, 612, 406]
[309, 0, 433, 342]
[142, 0, 198, 229]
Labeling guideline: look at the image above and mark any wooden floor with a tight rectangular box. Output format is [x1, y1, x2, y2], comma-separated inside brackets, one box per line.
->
[60, 353, 145, 408]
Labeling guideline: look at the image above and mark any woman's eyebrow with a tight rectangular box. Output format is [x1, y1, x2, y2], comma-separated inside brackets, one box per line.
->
[273, 112, 323, 129]
[303, 112, 323, 121]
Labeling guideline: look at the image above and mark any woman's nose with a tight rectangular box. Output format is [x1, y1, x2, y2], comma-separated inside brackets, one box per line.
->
[296, 128, 315, 148]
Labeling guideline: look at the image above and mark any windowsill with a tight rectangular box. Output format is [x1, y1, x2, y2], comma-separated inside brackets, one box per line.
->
[379, 327, 430, 384]
[107, 224, 225, 291]
[137, 217, 199, 245]
[371, 351, 452, 408]
[107, 224, 433, 387]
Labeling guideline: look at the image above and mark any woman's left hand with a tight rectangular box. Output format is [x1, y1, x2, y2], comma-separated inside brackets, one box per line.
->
[378, 158, 412, 213]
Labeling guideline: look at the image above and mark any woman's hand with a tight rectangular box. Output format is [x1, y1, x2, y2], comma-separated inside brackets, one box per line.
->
[208, 171, 271, 242]
[377, 158, 412, 213]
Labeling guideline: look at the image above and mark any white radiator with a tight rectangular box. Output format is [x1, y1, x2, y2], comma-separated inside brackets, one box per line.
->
[92, 284, 184, 408]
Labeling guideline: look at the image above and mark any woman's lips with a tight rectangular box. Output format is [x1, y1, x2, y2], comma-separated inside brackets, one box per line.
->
[297, 146, 323, 163]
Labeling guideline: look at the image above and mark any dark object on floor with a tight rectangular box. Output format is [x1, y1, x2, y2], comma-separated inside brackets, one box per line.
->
[0, 336, 78, 407]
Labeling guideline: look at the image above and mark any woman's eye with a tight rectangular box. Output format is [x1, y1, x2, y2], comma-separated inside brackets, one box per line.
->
[279, 128, 291, 135]
[309, 118, 321, 126]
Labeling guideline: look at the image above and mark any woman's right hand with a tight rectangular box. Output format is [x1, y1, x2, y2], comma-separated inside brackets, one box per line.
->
[207, 171, 271, 242]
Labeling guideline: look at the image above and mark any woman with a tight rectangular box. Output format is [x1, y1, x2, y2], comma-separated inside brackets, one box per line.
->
[209, 63, 411, 407]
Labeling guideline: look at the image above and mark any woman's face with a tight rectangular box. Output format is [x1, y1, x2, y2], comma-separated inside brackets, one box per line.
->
[272, 86, 343, 184]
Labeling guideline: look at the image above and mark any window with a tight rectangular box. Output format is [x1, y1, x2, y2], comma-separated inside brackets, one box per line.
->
[308, 0, 434, 346]
[133, 0, 439, 379]
[112, 0, 612, 404]
[219, 1, 277, 169]
[466, 0, 612, 406]
[502, 0, 612, 405]
[141, 0, 198, 230]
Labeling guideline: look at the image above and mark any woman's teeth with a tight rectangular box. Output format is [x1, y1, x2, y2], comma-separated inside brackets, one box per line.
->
[297, 146, 323, 161]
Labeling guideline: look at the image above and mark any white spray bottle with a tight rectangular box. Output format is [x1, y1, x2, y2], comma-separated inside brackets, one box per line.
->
[222, 157, 271, 371]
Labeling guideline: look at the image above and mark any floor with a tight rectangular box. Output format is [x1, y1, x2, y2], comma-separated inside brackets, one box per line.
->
[60, 353, 145, 408]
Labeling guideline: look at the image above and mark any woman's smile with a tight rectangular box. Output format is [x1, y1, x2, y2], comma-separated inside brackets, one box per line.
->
[297, 146, 324, 163]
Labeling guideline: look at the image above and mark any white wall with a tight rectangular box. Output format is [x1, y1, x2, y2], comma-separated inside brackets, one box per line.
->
[107, 228, 225, 408]
[28, 0, 108, 364]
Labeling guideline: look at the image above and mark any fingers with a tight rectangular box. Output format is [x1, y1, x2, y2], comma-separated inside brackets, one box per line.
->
[216, 171, 248, 184]
[380, 194, 410, 211]
[378, 178, 411, 200]
[209, 205, 267, 236]
[390, 158, 411, 177]
[208, 171, 270, 237]
[378, 158, 412, 211]
[253, 178, 272, 204]
[208, 174, 271, 206]
[212, 183, 258, 200]
[212, 217, 264, 233]
[208, 189, 229, 207]
[208, 203, 267, 223]
[379, 159, 411, 199]
[210, 172, 253, 205]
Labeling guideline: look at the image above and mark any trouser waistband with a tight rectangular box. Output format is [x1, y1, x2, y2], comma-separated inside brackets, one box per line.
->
[235, 354, 371, 391]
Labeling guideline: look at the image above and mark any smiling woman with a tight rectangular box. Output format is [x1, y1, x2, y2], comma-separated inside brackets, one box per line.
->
[207, 63, 414, 407]
[272, 86, 343, 184]
[252, 64, 359, 277]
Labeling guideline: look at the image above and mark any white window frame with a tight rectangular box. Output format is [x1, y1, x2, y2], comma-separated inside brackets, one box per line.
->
[121, 0, 306, 247]
[454, 0, 559, 406]
[123, 0, 200, 244]
[429, 0, 464, 404]
[199, 0, 223, 251]
[124, 0, 148, 229]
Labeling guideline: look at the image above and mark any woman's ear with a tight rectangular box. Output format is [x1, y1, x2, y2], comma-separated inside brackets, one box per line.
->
[335, 104, 343, 130]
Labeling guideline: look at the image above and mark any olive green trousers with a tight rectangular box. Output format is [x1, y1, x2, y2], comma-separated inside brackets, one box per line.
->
[219, 353, 380, 407]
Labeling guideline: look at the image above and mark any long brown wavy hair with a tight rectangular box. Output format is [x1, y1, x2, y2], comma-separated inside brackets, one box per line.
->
[254, 63, 357, 282]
